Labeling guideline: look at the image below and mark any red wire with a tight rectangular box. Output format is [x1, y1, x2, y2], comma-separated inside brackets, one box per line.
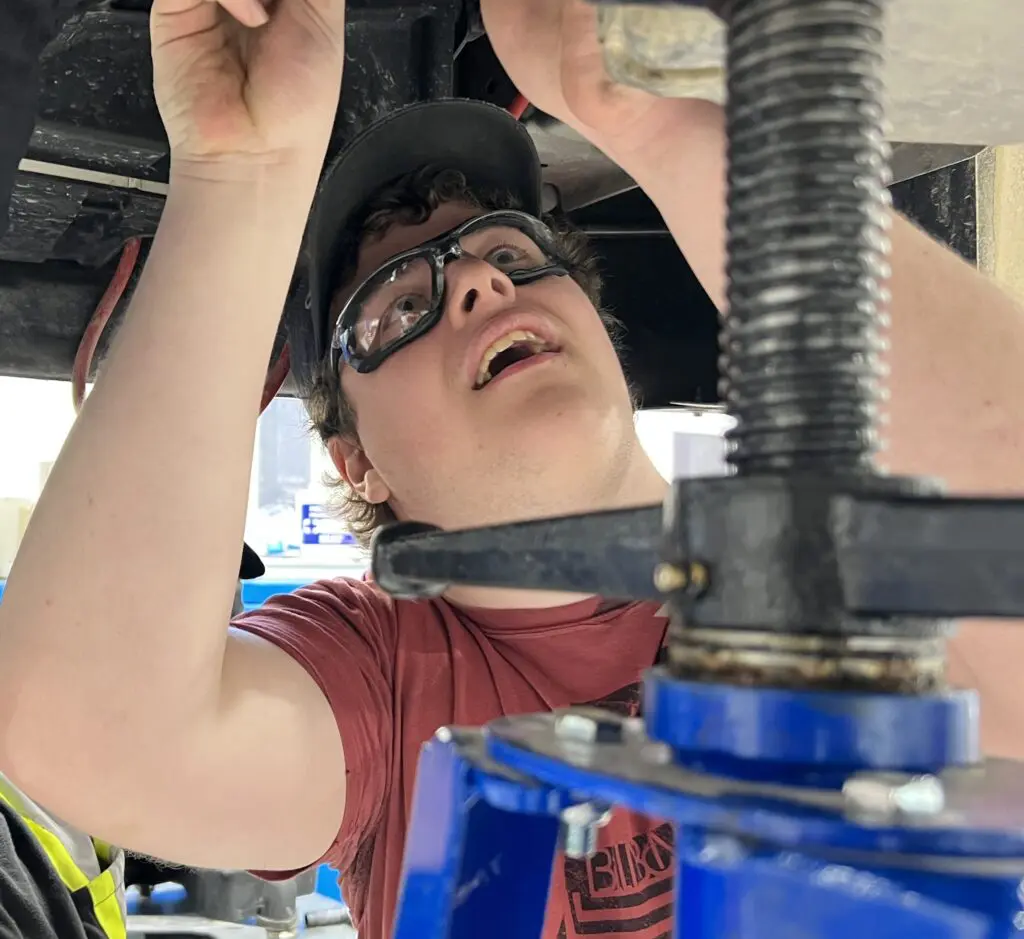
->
[508, 92, 529, 120]
[71, 237, 291, 415]
[72, 237, 142, 413]
[260, 343, 291, 414]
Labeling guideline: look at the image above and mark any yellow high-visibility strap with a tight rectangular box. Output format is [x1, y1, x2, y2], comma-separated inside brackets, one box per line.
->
[13, 811, 90, 890]
[88, 868, 128, 939]
[0, 789, 126, 939]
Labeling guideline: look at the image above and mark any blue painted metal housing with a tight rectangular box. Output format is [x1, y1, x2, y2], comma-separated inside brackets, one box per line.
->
[392, 668, 1024, 939]
[644, 669, 981, 779]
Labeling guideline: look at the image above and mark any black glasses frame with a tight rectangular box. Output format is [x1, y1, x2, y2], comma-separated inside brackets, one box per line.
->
[329, 210, 569, 374]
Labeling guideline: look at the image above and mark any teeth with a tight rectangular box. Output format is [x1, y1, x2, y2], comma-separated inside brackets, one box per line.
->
[475, 329, 549, 388]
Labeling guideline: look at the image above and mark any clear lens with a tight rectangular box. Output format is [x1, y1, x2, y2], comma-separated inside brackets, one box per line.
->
[346, 216, 558, 359]
[460, 224, 552, 273]
[352, 256, 433, 355]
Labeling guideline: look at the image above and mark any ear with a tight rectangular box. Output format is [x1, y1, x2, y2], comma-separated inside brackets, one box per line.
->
[327, 437, 391, 505]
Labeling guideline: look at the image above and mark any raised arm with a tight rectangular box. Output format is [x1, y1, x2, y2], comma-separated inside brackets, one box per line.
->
[0, 0, 353, 871]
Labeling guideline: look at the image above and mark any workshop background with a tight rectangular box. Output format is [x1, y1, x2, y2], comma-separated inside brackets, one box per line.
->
[0, 375, 733, 601]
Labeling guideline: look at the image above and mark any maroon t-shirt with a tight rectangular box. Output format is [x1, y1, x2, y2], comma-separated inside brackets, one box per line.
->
[233, 578, 673, 939]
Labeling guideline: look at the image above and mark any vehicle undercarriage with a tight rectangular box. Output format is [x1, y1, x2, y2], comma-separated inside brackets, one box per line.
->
[0, 0, 1010, 407]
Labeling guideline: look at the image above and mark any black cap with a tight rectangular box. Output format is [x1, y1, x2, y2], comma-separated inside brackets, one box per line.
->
[297, 98, 544, 383]
[240, 542, 265, 580]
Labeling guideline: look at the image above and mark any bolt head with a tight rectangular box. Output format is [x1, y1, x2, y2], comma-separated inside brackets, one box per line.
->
[893, 775, 945, 816]
[554, 708, 624, 744]
[653, 562, 688, 593]
[843, 772, 945, 819]
[559, 804, 612, 860]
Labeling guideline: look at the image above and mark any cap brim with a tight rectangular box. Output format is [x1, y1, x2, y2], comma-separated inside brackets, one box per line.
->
[240, 542, 265, 581]
[305, 99, 544, 367]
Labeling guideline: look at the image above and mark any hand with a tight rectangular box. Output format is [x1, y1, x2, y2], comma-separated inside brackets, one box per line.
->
[151, 0, 346, 168]
[481, 0, 698, 161]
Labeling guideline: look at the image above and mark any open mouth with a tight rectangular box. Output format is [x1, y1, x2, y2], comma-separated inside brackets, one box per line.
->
[473, 329, 559, 389]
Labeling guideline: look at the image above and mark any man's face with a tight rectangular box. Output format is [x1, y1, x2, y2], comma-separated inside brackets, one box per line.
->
[332, 201, 640, 532]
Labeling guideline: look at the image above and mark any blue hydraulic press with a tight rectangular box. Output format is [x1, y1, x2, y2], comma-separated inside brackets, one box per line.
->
[370, 1, 1024, 937]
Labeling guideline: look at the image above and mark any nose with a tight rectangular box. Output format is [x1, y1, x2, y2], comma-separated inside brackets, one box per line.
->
[443, 256, 515, 330]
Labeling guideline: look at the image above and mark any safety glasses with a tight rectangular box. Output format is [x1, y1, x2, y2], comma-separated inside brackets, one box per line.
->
[329, 210, 569, 374]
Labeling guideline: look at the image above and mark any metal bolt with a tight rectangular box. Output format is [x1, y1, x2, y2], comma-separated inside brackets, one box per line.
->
[653, 561, 709, 595]
[653, 563, 688, 593]
[554, 709, 625, 744]
[559, 804, 611, 860]
[843, 773, 945, 819]
[892, 775, 946, 816]
[305, 908, 353, 929]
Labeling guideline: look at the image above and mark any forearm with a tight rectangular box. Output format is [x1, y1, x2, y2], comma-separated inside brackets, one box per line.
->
[883, 218, 1024, 493]
[606, 103, 1024, 494]
[0, 163, 320, 757]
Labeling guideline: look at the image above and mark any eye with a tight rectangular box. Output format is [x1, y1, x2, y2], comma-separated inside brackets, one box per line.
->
[392, 294, 423, 315]
[379, 294, 429, 342]
[485, 243, 531, 271]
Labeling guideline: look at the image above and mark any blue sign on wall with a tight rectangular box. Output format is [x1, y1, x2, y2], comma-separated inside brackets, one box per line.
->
[300, 503, 356, 547]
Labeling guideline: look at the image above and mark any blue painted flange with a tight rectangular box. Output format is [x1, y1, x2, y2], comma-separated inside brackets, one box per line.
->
[644, 668, 980, 777]
[485, 710, 1024, 860]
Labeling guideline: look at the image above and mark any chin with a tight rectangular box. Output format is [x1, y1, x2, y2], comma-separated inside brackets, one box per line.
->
[485, 368, 625, 419]
[477, 399, 634, 507]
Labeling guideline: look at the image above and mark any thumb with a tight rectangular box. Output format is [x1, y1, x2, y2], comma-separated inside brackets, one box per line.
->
[151, 0, 267, 38]
[481, 0, 570, 117]
[558, 0, 665, 136]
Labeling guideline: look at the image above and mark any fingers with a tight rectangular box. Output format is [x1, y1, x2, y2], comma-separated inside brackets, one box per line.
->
[216, 0, 269, 29]
[481, 0, 569, 117]
[559, 0, 656, 133]
[559, 0, 610, 97]
[151, 0, 267, 33]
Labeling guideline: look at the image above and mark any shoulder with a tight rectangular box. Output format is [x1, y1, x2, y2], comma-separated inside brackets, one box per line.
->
[230, 577, 459, 661]
[232, 576, 397, 649]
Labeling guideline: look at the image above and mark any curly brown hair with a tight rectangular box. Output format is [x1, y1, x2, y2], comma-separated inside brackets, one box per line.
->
[305, 166, 633, 549]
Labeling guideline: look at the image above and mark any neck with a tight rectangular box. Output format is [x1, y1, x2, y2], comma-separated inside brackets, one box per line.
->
[443, 443, 669, 611]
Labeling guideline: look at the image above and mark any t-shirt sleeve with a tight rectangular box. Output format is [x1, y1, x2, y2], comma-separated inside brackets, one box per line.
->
[230, 578, 397, 876]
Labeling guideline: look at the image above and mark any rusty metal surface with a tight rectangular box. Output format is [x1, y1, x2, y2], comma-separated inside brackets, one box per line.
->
[666, 626, 948, 694]
[598, 4, 726, 103]
[890, 143, 983, 190]
[598, 0, 1024, 147]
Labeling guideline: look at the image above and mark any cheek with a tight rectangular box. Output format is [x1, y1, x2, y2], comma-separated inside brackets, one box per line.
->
[346, 350, 451, 477]
[549, 281, 622, 366]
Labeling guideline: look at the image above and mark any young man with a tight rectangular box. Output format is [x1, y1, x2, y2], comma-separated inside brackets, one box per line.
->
[2, 1, 1024, 939]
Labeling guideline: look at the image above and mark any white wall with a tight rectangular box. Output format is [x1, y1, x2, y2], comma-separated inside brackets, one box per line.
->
[635, 407, 735, 480]
[0, 377, 78, 501]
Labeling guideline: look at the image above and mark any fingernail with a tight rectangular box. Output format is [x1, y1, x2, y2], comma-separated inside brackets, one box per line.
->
[249, 0, 269, 24]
